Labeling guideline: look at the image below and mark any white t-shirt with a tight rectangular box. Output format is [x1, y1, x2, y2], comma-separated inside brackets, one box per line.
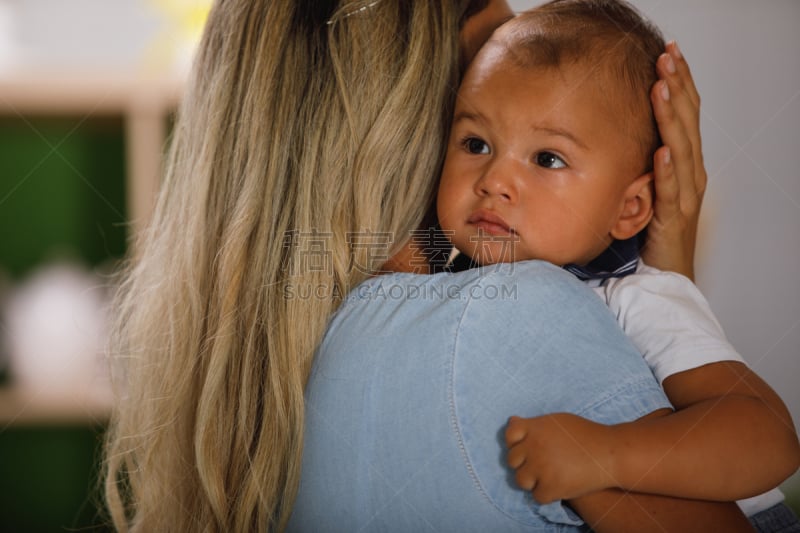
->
[591, 263, 784, 516]
[592, 263, 743, 384]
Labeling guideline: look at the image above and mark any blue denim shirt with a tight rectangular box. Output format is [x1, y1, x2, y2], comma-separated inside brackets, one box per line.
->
[288, 261, 670, 532]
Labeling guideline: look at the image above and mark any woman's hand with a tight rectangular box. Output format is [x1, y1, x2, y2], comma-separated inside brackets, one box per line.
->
[643, 42, 706, 280]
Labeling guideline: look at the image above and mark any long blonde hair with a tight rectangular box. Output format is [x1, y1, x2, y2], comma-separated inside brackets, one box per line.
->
[104, 1, 474, 530]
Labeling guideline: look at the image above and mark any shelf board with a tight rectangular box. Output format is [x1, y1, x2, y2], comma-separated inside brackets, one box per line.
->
[0, 68, 184, 116]
[0, 384, 113, 426]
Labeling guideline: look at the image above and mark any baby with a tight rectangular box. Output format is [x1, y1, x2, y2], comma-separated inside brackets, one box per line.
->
[437, 0, 800, 529]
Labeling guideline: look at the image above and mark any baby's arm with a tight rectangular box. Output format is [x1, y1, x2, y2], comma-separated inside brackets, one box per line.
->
[613, 359, 798, 498]
[505, 363, 799, 504]
[570, 411, 755, 533]
[506, 269, 800, 503]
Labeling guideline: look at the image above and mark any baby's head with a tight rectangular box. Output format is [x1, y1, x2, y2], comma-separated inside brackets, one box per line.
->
[438, 0, 665, 266]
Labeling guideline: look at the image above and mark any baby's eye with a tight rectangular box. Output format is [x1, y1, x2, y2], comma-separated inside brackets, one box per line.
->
[535, 151, 567, 169]
[462, 137, 490, 155]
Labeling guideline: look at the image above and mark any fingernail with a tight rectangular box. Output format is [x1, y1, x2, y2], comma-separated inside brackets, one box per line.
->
[670, 40, 683, 59]
[665, 54, 676, 74]
[660, 81, 670, 101]
[664, 147, 671, 165]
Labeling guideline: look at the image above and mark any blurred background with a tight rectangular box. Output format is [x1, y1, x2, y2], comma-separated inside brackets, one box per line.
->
[0, 0, 797, 530]
[0, 0, 208, 530]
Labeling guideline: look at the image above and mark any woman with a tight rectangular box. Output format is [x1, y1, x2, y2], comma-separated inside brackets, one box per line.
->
[104, 1, 726, 531]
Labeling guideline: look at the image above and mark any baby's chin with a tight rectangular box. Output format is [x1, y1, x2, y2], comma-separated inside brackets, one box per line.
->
[447, 236, 519, 266]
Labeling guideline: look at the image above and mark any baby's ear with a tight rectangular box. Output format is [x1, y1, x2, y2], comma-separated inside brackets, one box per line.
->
[610, 173, 654, 240]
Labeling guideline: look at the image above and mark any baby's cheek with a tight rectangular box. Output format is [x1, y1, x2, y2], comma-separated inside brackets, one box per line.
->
[439, 218, 465, 250]
[436, 185, 464, 230]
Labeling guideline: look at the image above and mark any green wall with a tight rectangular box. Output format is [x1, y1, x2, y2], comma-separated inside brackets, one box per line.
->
[0, 425, 111, 532]
[0, 116, 127, 279]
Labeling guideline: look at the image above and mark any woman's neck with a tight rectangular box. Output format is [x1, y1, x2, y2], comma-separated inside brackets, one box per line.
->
[381, 239, 431, 274]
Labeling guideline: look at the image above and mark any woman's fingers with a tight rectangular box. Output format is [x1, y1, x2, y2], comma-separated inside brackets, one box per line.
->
[657, 51, 701, 148]
[648, 144, 697, 279]
[667, 41, 700, 108]
[651, 79, 699, 215]
[655, 47, 707, 198]
[651, 146, 680, 219]
[643, 42, 706, 278]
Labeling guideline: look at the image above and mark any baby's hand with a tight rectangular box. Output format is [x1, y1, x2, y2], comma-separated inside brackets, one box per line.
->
[505, 414, 617, 504]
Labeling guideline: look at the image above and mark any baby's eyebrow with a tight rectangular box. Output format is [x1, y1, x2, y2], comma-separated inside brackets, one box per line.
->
[452, 109, 487, 125]
[531, 125, 588, 151]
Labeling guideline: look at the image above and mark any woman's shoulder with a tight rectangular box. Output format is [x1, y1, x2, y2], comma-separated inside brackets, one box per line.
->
[352, 260, 586, 296]
[446, 260, 602, 322]
[337, 260, 595, 324]
[470, 260, 593, 300]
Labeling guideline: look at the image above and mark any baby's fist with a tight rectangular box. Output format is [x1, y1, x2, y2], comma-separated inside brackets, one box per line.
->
[504, 413, 617, 503]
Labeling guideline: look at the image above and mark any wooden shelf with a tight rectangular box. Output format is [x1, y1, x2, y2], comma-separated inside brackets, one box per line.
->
[0, 69, 183, 115]
[0, 68, 181, 427]
[0, 384, 113, 426]
[0, 67, 185, 238]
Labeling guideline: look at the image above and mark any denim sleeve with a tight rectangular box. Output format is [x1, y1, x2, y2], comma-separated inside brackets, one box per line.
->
[450, 261, 672, 527]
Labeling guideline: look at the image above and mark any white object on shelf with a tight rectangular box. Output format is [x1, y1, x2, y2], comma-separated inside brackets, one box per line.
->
[2, 263, 110, 396]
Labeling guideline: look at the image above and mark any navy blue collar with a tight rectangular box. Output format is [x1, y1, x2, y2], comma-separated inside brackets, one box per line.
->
[562, 235, 641, 281]
[445, 233, 644, 280]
